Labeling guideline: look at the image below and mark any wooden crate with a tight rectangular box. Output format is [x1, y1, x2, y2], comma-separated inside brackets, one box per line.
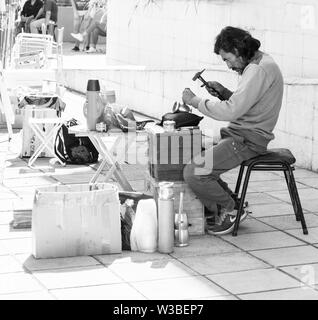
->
[144, 173, 204, 236]
[147, 127, 202, 181]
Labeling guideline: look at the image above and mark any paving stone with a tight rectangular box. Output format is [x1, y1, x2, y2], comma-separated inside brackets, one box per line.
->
[0, 255, 25, 273]
[267, 188, 318, 203]
[8, 187, 37, 198]
[0, 211, 14, 225]
[0, 225, 31, 240]
[207, 268, 299, 295]
[32, 265, 124, 289]
[0, 238, 32, 255]
[0, 198, 33, 212]
[293, 168, 318, 179]
[280, 263, 318, 286]
[0, 272, 43, 295]
[274, 168, 318, 180]
[130, 276, 228, 300]
[285, 227, 318, 244]
[50, 174, 97, 184]
[234, 217, 275, 234]
[15, 254, 101, 271]
[250, 245, 318, 267]
[170, 235, 240, 259]
[0, 290, 55, 300]
[238, 287, 318, 300]
[296, 178, 318, 189]
[51, 283, 146, 300]
[0, 189, 18, 200]
[221, 230, 304, 251]
[258, 214, 318, 231]
[178, 252, 270, 275]
[3, 176, 57, 188]
[246, 202, 299, 218]
[95, 251, 171, 265]
[108, 259, 198, 282]
[301, 199, 318, 213]
[244, 193, 282, 205]
[247, 180, 307, 193]
[222, 171, 281, 183]
[243, 171, 283, 182]
[0, 242, 9, 256]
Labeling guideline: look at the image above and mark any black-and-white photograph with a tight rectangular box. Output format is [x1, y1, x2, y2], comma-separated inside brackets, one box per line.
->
[1, 0, 318, 306]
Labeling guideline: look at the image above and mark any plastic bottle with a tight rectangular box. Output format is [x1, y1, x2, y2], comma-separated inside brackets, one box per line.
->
[158, 182, 175, 253]
[83, 79, 103, 130]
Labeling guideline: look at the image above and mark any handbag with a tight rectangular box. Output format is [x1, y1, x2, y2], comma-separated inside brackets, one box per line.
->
[158, 110, 203, 129]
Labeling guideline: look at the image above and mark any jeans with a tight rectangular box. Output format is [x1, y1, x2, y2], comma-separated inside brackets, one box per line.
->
[183, 137, 259, 214]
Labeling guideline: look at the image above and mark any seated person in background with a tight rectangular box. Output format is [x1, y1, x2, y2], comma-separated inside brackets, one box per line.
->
[15, 0, 43, 34]
[71, 3, 107, 53]
[70, 0, 90, 51]
[30, 0, 58, 34]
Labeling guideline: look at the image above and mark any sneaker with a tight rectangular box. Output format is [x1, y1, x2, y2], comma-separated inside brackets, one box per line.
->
[70, 33, 84, 42]
[206, 210, 249, 235]
[71, 46, 79, 51]
[85, 47, 97, 53]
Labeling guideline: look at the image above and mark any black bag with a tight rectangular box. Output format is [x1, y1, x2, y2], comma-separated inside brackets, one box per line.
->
[158, 110, 204, 128]
[54, 119, 99, 165]
[119, 191, 153, 250]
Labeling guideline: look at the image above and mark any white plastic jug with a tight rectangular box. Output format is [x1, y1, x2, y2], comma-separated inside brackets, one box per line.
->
[130, 199, 157, 253]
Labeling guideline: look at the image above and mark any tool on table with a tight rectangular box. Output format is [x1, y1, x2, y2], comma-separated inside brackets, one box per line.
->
[192, 69, 223, 100]
[174, 190, 189, 247]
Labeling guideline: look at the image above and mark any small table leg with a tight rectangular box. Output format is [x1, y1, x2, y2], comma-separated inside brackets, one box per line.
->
[88, 133, 134, 191]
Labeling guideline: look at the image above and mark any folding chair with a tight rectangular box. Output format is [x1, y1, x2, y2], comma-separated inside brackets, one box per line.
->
[27, 114, 65, 168]
[11, 32, 54, 69]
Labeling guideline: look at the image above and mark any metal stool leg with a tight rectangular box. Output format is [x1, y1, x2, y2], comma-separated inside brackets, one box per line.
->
[232, 165, 252, 236]
[287, 166, 308, 235]
[234, 164, 245, 200]
[283, 169, 300, 221]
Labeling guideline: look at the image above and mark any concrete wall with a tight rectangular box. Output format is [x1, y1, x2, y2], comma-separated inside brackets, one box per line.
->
[106, 0, 318, 78]
[64, 0, 318, 171]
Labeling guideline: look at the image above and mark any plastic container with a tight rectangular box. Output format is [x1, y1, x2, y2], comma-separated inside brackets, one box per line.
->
[158, 182, 175, 253]
[83, 79, 103, 130]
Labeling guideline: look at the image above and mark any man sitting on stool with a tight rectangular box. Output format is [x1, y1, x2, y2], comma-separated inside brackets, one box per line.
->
[182, 26, 284, 235]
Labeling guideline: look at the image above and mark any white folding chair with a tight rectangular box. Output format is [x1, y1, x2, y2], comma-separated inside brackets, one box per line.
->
[27, 115, 65, 168]
[11, 32, 54, 69]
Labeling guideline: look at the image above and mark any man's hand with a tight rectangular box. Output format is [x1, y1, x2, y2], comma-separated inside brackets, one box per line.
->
[206, 81, 225, 98]
[182, 88, 200, 108]
[206, 81, 233, 101]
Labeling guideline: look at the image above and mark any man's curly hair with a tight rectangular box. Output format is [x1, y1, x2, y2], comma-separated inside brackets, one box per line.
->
[214, 26, 261, 60]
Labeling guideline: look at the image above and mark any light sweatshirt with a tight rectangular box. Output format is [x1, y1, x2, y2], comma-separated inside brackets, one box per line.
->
[196, 52, 284, 152]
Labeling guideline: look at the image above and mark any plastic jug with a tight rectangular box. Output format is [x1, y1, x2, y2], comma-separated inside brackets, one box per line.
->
[130, 199, 158, 253]
[83, 79, 104, 130]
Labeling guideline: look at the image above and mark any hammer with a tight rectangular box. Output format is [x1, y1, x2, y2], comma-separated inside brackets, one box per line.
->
[192, 69, 222, 99]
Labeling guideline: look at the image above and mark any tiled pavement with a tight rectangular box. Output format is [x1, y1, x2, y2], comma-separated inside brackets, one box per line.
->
[1, 54, 318, 299]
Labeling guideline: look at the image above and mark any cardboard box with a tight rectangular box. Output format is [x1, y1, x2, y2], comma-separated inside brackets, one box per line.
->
[147, 126, 202, 181]
[32, 183, 122, 258]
